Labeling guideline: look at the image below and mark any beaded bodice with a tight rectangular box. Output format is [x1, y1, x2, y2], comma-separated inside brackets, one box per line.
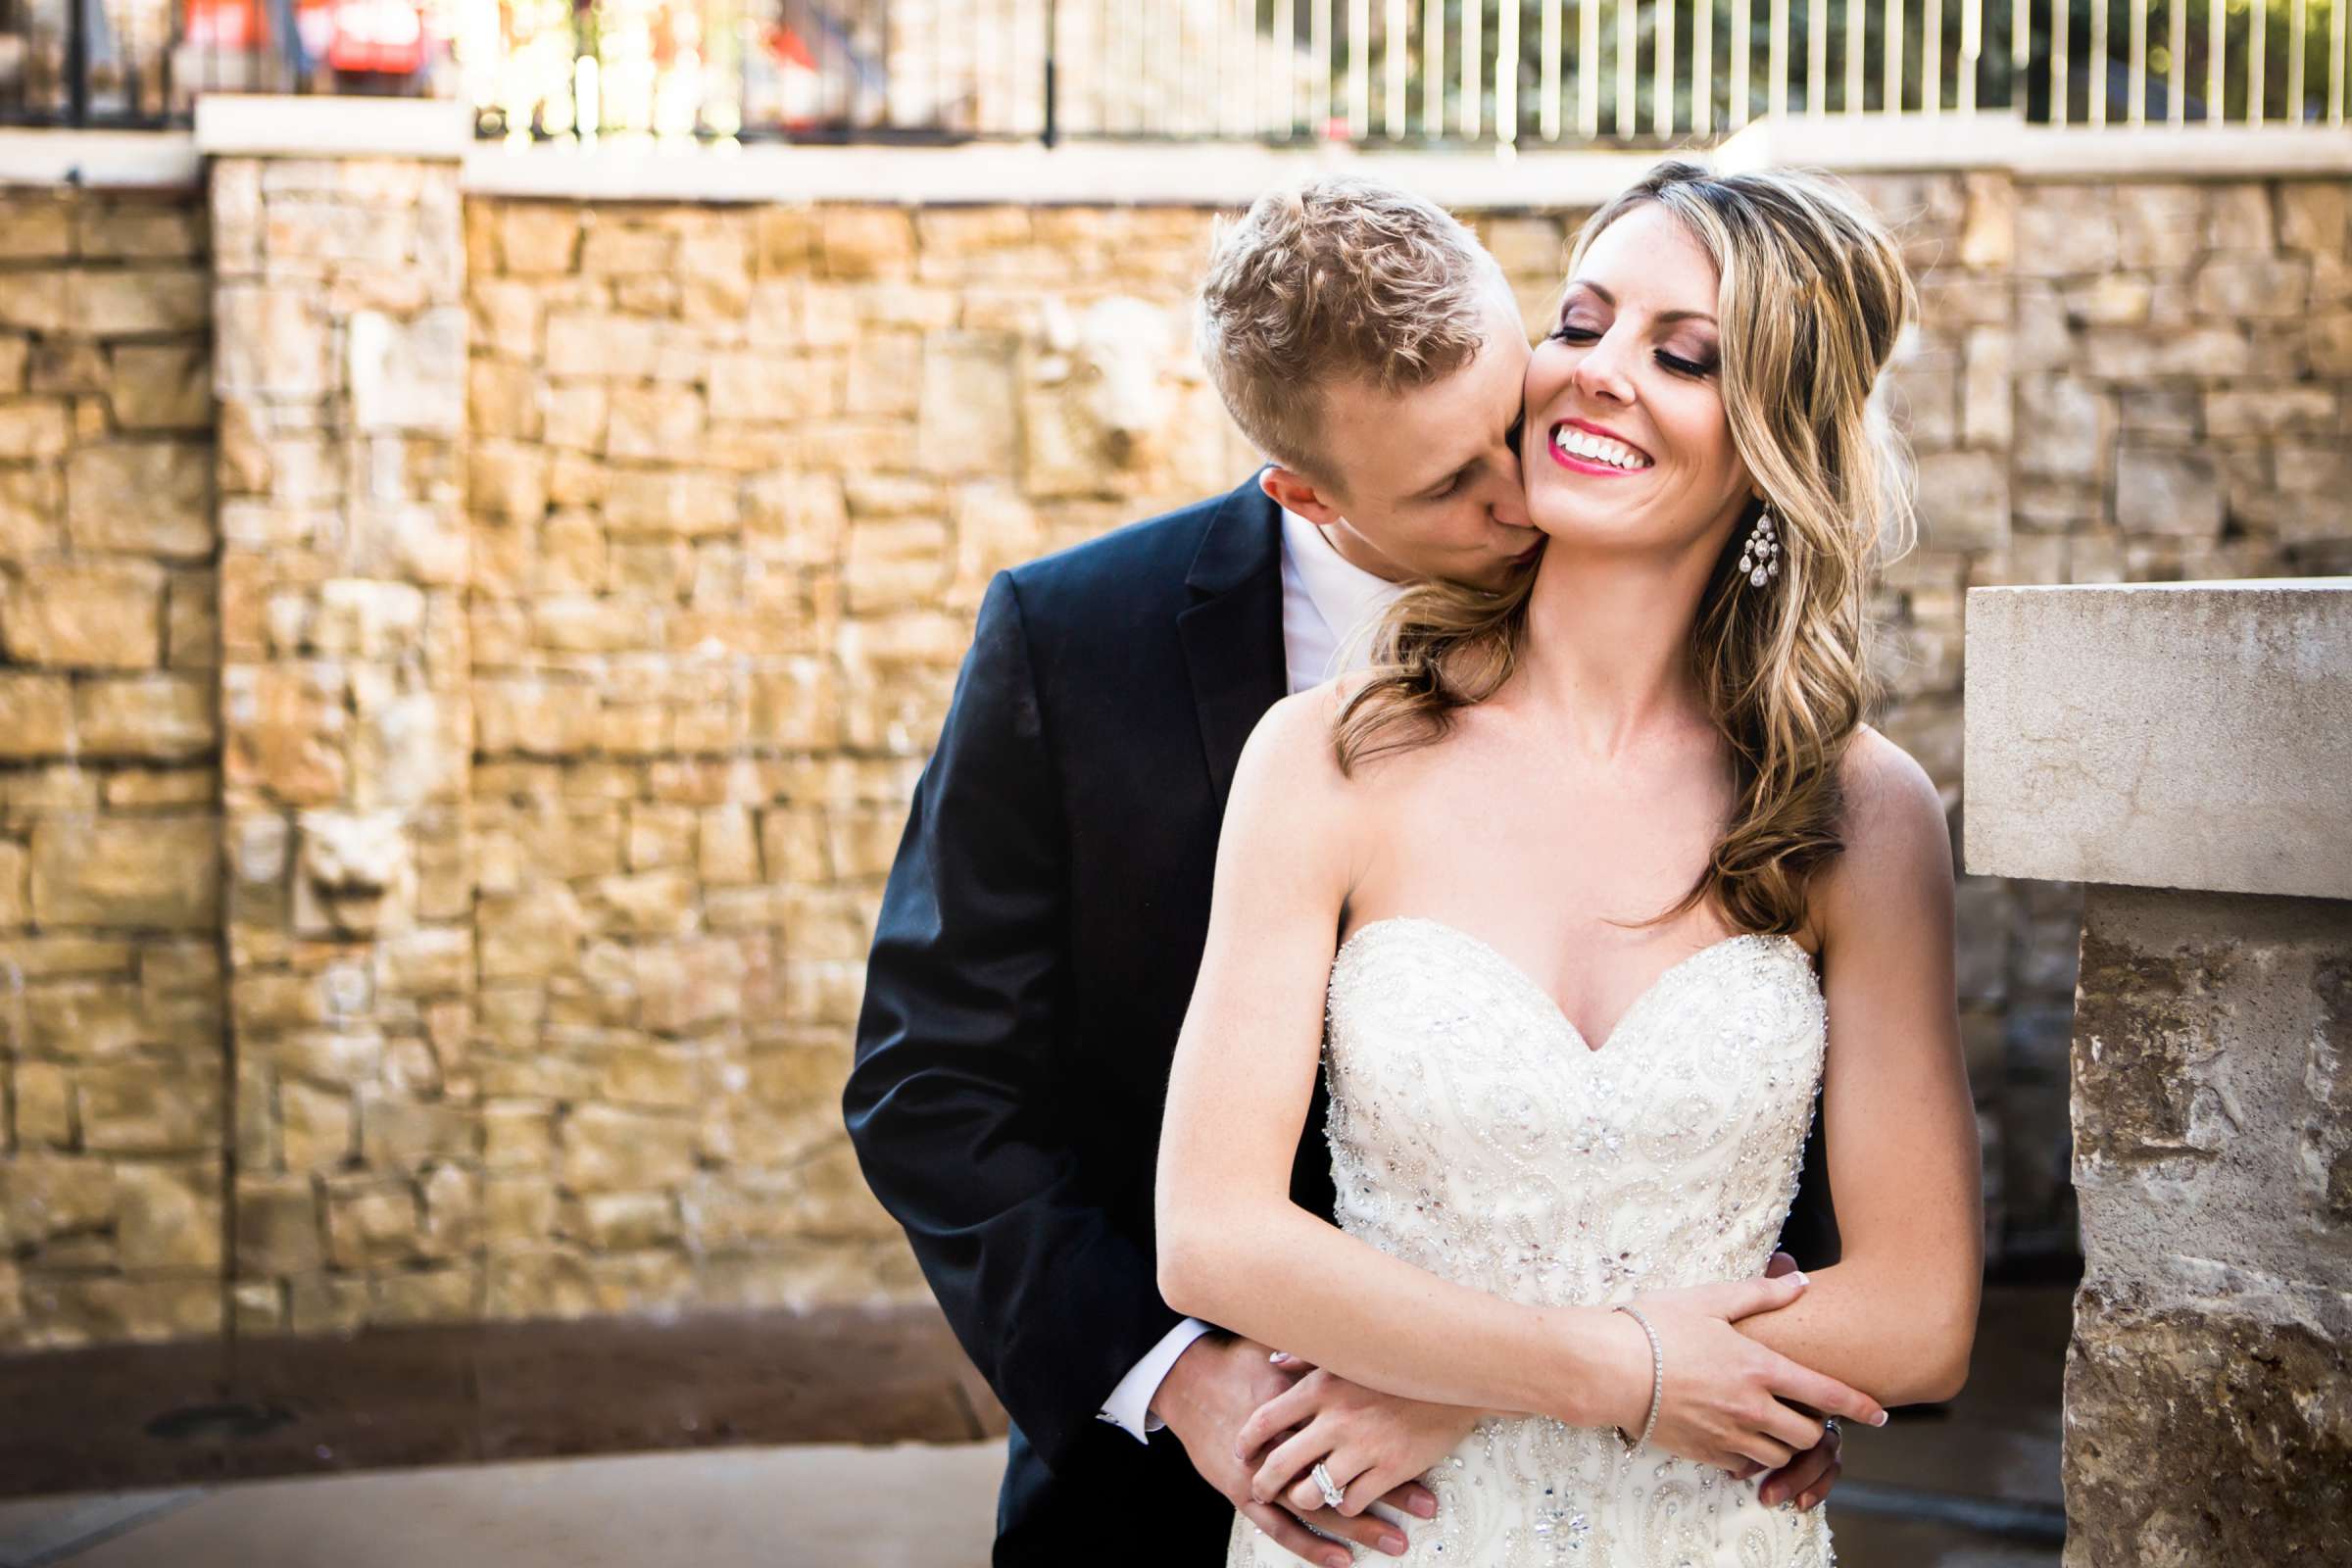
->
[1225, 915, 1834, 1568]
[1321, 917, 1827, 1310]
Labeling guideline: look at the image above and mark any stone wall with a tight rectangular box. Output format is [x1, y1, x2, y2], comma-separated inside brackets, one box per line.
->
[2, 158, 2348, 1351]
[0, 187, 224, 1348]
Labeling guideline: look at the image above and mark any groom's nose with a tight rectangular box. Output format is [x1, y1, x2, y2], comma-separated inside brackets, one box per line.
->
[1486, 467, 1531, 530]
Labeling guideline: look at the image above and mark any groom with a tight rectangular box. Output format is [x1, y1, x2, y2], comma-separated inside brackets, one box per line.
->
[844, 175, 1843, 1566]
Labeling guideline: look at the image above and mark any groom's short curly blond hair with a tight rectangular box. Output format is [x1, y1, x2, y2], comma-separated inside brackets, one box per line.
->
[1196, 174, 1505, 483]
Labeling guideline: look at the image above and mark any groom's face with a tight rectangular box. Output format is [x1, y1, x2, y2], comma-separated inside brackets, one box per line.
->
[1266, 287, 1542, 591]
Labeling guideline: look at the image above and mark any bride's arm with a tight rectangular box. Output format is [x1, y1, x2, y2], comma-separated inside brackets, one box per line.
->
[1155, 690, 1641, 1428]
[1730, 730, 1984, 1406]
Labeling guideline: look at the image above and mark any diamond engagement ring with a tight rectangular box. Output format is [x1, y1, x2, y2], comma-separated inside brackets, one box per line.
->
[1310, 1461, 1346, 1510]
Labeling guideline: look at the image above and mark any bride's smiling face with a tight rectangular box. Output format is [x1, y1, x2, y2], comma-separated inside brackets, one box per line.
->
[1523, 202, 1755, 557]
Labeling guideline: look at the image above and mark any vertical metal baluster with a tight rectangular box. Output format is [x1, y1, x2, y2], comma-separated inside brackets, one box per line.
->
[2089, 0, 2108, 124]
[1256, 0, 1271, 138]
[1926, 0, 1943, 111]
[1463, 0, 1483, 136]
[1733, 0, 1752, 122]
[1223, 0, 1239, 139]
[2288, 0, 2305, 120]
[1389, 0, 1410, 134]
[2050, 0, 2067, 122]
[2210, 0, 2227, 122]
[1349, 0, 1369, 134]
[1961, 0, 1983, 114]
[1694, 0, 1714, 130]
[1543, 0, 1564, 137]
[1581, 0, 1601, 134]
[2249, 0, 2267, 122]
[2168, 0, 2186, 123]
[2130, 0, 2148, 122]
[1886, 0, 1906, 113]
[1618, 0, 1638, 135]
[1275, 0, 1294, 134]
[1808, 0, 1827, 113]
[1426, 0, 1446, 132]
[1848, 0, 1867, 110]
[2332, 0, 2347, 123]
[1657, 0, 1676, 132]
[2013, 0, 2031, 111]
[1500, 0, 1521, 139]
[1770, 0, 1788, 117]
[1312, 0, 1331, 132]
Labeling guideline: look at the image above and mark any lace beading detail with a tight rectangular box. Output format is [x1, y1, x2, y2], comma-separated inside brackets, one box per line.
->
[1226, 917, 1834, 1567]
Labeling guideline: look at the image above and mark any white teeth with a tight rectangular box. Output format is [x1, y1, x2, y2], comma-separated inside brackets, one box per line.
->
[1553, 425, 1651, 470]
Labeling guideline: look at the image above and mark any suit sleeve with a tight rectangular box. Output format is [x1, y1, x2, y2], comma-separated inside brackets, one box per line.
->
[843, 569, 1189, 1474]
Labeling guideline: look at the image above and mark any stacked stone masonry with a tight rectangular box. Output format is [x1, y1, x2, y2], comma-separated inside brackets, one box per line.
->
[0, 167, 2346, 1349]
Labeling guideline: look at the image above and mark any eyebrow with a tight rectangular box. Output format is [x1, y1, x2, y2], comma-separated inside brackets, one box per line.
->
[1563, 279, 1717, 327]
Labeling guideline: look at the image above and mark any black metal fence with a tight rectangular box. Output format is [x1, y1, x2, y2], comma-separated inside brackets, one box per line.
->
[2, 0, 2342, 140]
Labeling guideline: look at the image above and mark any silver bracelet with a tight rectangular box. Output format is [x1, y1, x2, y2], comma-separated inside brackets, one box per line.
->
[1613, 1304, 1664, 1453]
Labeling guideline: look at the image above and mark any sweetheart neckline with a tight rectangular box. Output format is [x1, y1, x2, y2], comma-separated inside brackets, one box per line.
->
[1334, 915, 1810, 1057]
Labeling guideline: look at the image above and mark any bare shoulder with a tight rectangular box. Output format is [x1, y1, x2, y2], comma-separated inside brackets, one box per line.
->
[1816, 726, 1955, 934]
[1222, 677, 1367, 852]
[1236, 678, 1353, 785]
[1839, 726, 1948, 851]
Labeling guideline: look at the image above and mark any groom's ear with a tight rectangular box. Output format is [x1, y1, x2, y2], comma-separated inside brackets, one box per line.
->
[1258, 465, 1346, 528]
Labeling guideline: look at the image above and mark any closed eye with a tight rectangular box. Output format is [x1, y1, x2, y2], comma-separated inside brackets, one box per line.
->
[1550, 324, 1717, 379]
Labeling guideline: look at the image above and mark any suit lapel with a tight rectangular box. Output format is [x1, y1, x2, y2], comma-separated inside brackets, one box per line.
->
[1177, 476, 1288, 812]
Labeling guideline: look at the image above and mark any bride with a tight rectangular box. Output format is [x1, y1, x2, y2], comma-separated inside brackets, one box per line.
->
[1155, 162, 1983, 1567]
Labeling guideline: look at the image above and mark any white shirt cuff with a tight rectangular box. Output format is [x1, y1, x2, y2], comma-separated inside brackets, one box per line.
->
[1096, 1317, 1215, 1443]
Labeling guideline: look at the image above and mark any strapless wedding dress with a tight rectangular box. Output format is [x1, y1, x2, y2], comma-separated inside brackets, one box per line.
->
[1225, 916, 1833, 1567]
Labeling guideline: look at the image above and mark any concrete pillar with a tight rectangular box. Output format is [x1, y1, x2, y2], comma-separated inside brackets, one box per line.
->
[1964, 580, 2352, 1564]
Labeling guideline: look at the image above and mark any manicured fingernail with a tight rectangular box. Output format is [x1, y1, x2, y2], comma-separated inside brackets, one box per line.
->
[1412, 1496, 1437, 1518]
[1325, 1553, 1349, 1568]
[1791, 1270, 1808, 1286]
[1382, 1533, 1407, 1554]
[1874, 1411, 1888, 1426]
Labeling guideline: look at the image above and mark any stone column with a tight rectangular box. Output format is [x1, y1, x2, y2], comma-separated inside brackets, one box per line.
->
[1965, 580, 2352, 1563]
[206, 101, 478, 1335]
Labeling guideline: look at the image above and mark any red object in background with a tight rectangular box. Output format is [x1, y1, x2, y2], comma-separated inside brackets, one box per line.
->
[763, 24, 815, 71]
[182, 0, 261, 49]
[179, 0, 425, 74]
[324, 0, 426, 74]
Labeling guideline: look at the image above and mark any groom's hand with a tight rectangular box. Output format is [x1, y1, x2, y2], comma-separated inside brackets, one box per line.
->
[1152, 1331, 1428, 1566]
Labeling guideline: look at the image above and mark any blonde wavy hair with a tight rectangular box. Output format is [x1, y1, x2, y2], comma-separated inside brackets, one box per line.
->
[1335, 160, 1919, 937]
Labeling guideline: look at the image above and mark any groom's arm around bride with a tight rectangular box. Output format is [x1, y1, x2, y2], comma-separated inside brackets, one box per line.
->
[842, 495, 1432, 1566]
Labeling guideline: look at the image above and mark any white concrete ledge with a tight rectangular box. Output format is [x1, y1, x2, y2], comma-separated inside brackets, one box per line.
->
[4, 102, 2348, 204]
[0, 128, 199, 187]
[193, 93, 472, 161]
[1964, 580, 2352, 900]
[461, 137, 1676, 209]
[1717, 114, 2352, 179]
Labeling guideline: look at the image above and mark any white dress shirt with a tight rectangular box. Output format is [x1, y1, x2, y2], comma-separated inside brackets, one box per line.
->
[1095, 507, 1407, 1443]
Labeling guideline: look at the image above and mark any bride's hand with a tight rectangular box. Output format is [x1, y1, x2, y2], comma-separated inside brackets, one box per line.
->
[1235, 1354, 1482, 1523]
[1618, 1271, 1888, 1473]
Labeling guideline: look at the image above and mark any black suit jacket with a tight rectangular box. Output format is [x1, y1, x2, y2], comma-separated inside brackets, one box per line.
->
[843, 476, 1837, 1563]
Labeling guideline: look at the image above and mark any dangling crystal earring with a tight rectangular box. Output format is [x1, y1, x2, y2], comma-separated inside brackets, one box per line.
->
[1738, 508, 1781, 588]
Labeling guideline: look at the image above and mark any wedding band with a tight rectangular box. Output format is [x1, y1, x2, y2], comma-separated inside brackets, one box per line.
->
[1824, 1416, 1840, 1436]
[1310, 1460, 1346, 1509]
